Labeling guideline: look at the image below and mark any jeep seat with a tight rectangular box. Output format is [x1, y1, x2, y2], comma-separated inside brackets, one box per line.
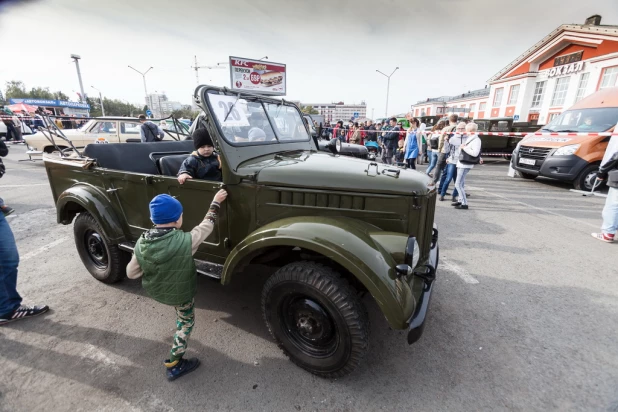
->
[159, 154, 190, 177]
[83, 141, 194, 174]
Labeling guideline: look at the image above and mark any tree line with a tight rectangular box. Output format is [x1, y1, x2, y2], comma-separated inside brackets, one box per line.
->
[2, 80, 145, 117]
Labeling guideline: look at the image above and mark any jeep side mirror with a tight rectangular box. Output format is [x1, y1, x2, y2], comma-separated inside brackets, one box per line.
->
[328, 138, 341, 155]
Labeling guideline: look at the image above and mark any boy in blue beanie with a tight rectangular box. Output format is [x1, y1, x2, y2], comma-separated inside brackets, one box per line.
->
[126, 189, 227, 381]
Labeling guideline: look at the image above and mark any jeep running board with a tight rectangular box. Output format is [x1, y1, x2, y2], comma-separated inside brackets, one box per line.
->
[118, 242, 222, 280]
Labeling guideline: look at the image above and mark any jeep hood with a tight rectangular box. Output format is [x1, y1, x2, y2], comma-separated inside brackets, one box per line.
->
[237, 151, 432, 195]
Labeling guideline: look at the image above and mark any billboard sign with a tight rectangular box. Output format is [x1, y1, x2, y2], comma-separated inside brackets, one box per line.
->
[229, 56, 286, 96]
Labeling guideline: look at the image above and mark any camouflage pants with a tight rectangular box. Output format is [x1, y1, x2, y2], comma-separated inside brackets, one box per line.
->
[170, 299, 195, 362]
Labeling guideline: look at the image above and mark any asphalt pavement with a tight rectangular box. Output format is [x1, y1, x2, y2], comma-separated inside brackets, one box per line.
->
[0, 144, 616, 412]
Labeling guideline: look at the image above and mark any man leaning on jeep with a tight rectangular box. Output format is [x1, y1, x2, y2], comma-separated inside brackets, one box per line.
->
[139, 114, 164, 142]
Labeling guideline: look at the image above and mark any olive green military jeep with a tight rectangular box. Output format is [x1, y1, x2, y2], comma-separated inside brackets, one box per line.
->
[43, 85, 439, 378]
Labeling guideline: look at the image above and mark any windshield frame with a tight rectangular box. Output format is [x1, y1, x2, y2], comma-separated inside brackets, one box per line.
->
[542, 107, 618, 133]
[204, 88, 310, 148]
[196, 85, 317, 173]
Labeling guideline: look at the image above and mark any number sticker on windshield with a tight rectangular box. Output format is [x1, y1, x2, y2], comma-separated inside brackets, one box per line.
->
[209, 94, 250, 127]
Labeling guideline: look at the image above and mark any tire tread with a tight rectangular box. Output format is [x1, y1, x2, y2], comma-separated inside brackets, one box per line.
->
[261, 261, 370, 379]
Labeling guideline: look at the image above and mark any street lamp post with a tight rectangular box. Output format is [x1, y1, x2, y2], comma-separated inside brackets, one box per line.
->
[71, 54, 87, 103]
[91, 86, 105, 117]
[128, 65, 153, 115]
[376, 67, 399, 117]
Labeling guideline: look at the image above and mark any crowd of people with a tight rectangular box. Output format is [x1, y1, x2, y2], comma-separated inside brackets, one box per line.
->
[1, 107, 89, 143]
[319, 113, 483, 209]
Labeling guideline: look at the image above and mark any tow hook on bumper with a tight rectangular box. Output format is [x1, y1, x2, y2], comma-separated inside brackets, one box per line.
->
[407, 226, 439, 345]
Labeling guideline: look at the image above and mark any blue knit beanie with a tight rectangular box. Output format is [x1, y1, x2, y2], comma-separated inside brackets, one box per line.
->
[149, 194, 183, 224]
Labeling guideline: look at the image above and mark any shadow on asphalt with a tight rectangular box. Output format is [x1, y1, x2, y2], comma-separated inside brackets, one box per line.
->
[1, 271, 616, 411]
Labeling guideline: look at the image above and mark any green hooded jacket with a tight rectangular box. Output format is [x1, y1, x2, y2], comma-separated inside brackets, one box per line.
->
[134, 229, 197, 306]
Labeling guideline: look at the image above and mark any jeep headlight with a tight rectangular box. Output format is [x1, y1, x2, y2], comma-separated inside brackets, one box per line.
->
[553, 144, 580, 156]
[405, 236, 420, 269]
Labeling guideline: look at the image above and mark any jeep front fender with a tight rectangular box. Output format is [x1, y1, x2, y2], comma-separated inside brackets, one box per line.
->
[56, 183, 126, 243]
[222, 216, 415, 329]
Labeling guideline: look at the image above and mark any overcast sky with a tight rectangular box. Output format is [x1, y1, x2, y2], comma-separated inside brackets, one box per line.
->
[1, 0, 617, 117]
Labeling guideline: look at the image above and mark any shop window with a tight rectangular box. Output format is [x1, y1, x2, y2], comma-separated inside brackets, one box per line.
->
[469, 103, 476, 114]
[599, 66, 618, 90]
[575, 73, 590, 102]
[550, 77, 569, 107]
[531, 81, 546, 108]
[507, 84, 520, 105]
[492, 88, 504, 107]
[548, 112, 561, 122]
[479, 102, 487, 111]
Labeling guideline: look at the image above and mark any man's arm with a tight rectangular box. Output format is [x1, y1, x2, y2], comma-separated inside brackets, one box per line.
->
[598, 152, 618, 179]
[157, 126, 164, 139]
[139, 125, 147, 142]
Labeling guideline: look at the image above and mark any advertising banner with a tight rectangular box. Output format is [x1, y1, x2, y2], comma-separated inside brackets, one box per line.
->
[229, 56, 286, 96]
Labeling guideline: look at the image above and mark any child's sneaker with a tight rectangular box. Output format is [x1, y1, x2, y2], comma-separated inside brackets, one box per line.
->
[591, 233, 615, 243]
[1, 206, 14, 217]
[0, 304, 49, 325]
[164, 357, 200, 381]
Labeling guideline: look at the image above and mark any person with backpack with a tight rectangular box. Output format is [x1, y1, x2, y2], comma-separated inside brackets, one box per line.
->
[426, 122, 444, 177]
[439, 122, 467, 202]
[139, 114, 164, 142]
[452, 122, 482, 210]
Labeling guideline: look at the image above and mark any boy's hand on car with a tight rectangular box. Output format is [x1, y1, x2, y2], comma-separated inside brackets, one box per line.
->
[214, 189, 228, 203]
[178, 174, 192, 184]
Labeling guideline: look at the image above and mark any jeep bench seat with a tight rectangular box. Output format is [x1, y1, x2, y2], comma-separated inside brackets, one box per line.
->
[83, 141, 194, 175]
[159, 154, 191, 177]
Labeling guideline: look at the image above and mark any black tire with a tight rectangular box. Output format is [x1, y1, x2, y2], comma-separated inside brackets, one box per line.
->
[518, 171, 536, 180]
[74, 213, 130, 284]
[574, 164, 600, 191]
[261, 261, 369, 378]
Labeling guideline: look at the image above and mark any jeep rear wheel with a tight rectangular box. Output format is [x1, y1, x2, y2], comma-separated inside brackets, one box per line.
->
[74, 213, 129, 284]
[261, 261, 369, 378]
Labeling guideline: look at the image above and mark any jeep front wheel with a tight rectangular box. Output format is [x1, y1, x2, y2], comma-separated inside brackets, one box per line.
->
[74, 213, 129, 284]
[261, 261, 369, 378]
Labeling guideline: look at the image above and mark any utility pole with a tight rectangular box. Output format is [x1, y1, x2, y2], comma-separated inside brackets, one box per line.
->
[128, 65, 153, 115]
[376, 67, 399, 117]
[191, 56, 227, 85]
[71, 54, 87, 103]
[91, 86, 105, 116]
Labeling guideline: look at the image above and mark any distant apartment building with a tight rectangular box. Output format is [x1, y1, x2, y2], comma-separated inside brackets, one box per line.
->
[303, 101, 367, 122]
[147, 93, 184, 118]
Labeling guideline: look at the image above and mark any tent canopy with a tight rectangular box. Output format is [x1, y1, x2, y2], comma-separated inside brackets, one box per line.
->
[7, 103, 37, 113]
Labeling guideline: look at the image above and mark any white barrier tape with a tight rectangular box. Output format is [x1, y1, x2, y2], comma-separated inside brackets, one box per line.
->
[319, 127, 616, 137]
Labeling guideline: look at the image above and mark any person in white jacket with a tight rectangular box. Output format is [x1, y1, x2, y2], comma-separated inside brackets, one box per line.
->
[453, 122, 482, 210]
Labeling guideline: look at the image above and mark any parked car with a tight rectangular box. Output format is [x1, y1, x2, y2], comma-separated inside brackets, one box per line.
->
[512, 87, 618, 190]
[23, 116, 189, 157]
[42, 85, 439, 378]
[474, 117, 542, 156]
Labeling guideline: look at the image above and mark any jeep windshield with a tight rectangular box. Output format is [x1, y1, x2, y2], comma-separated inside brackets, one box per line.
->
[207, 90, 310, 146]
[541, 107, 618, 133]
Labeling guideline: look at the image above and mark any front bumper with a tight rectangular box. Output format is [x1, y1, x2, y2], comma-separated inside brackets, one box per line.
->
[512, 150, 588, 181]
[407, 225, 439, 345]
